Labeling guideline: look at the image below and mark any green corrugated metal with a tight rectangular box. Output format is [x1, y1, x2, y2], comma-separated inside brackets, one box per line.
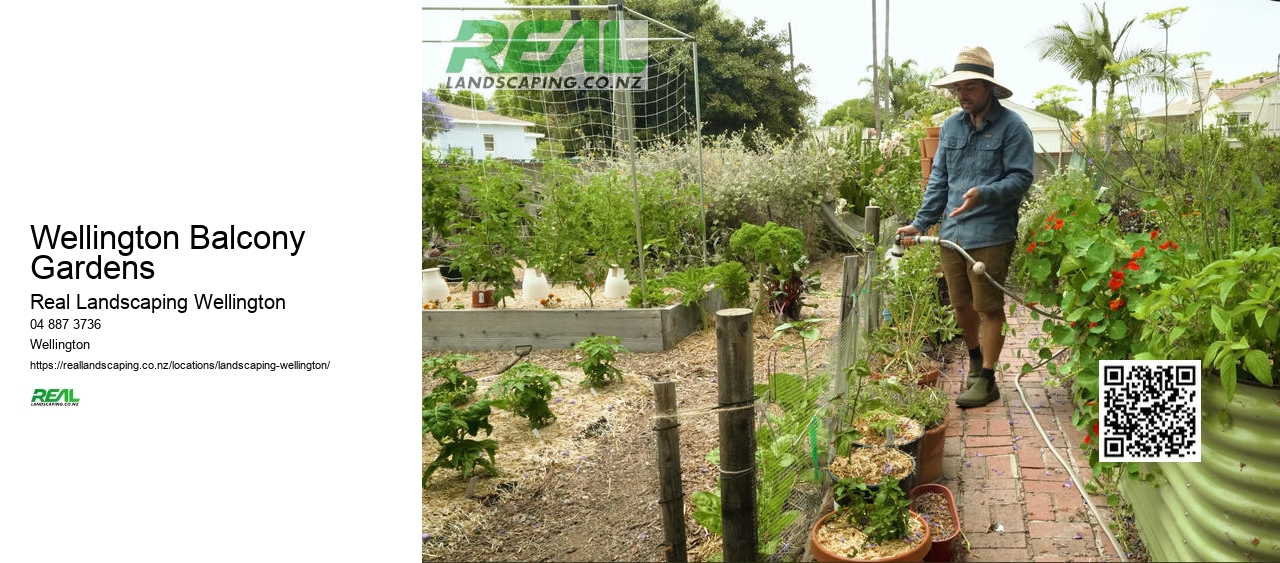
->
[1121, 377, 1280, 562]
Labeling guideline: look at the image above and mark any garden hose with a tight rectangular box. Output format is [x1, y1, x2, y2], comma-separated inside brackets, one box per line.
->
[898, 235, 1127, 562]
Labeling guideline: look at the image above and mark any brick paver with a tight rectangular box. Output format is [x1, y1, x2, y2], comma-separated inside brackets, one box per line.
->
[933, 306, 1121, 562]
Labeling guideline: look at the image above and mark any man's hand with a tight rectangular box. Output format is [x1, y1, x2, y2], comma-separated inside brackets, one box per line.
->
[949, 187, 981, 217]
[895, 224, 921, 247]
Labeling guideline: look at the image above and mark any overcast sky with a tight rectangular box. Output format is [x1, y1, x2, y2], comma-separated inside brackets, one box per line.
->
[424, 0, 1280, 117]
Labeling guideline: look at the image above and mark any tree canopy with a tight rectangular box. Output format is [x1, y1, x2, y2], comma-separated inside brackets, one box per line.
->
[1035, 2, 1153, 118]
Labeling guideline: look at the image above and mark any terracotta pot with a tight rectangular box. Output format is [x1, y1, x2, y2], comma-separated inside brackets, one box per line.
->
[920, 157, 932, 189]
[909, 484, 960, 562]
[470, 289, 495, 308]
[810, 510, 932, 562]
[925, 126, 941, 138]
[915, 418, 948, 484]
[917, 368, 941, 388]
[920, 137, 940, 159]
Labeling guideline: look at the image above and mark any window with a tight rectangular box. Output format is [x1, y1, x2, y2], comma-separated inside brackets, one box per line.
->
[1220, 112, 1250, 138]
[483, 133, 495, 152]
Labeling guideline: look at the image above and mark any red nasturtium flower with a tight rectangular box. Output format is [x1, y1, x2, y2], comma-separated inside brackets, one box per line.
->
[1089, 321, 1098, 329]
[1054, 218, 1064, 230]
[1027, 242, 1037, 253]
[1085, 421, 1100, 444]
[1109, 271, 1125, 291]
[1150, 230, 1160, 241]
[1159, 240, 1179, 251]
[1132, 246, 1146, 259]
[1126, 259, 1141, 271]
[1109, 298, 1125, 311]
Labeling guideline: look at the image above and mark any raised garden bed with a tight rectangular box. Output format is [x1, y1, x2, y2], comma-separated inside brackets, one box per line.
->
[422, 290, 723, 353]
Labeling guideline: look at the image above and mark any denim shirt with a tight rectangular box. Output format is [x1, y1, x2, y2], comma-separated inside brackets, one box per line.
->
[909, 98, 1033, 250]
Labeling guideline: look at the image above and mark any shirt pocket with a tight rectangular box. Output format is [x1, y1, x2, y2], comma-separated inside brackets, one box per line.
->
[975, 137, 1002, 170]
[942, 135, 966, 172]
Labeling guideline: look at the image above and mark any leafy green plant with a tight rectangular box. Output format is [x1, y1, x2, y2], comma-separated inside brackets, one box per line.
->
[1134, 246, 1280, 401]
[422, 353, 477, 407]
[832, 476, 914, 545]
[872, 246, 955, 378]
[422, 400, 497, 486]
[661, 266, 716, 324]
[528, 163, 634, 307]
[570, 335, 627, 388]
[626, 281, 673, 308]
[487, 362, 563, 429]
[1017, 191, 1186, 486]
[446, 160, 531, 306]
[421, 147, 467, 269]
[714, 260, 751, 308]
[864, 376, 948, 431]
[729, 221, 819, 321]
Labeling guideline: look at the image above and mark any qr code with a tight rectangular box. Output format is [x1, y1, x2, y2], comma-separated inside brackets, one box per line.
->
[1098, 360, 1201, 462]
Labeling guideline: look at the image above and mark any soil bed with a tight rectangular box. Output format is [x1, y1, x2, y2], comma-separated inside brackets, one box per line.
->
[422, 255, 948, 562]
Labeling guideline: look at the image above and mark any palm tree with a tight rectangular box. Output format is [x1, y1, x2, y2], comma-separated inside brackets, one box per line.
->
[1035, 2, 1140, 118]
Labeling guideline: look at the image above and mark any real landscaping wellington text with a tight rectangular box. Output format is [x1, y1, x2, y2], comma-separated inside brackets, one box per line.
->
[28, 224, 306, 279]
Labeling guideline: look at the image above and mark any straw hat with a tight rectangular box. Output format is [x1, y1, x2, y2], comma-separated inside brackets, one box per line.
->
[931, 46, 1013, 99]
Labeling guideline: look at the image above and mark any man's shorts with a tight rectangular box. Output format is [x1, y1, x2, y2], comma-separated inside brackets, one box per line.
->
[940, 242, 1015, 314]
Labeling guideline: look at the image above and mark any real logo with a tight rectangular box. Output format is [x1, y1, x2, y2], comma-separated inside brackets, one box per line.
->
[444, 19, 648, 91]
[32, 388, 80, 406]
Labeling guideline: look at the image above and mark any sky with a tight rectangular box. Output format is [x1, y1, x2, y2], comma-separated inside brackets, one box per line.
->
[424, 0, 1280, 118]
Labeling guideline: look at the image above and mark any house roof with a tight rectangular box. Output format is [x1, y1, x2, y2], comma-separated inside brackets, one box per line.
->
[1143, 72, 1279, 119]
[1215, 74, 1279, 102]
[438, 100, 535, 127]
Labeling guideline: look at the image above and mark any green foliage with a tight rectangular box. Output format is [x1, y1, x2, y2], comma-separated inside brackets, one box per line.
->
[873, 246, 956, 377]
[627, 281, 673, 308]
[730, 221, 819, 320]
[1134, 247, 1280, 400]
[626, 0, 815, 141]
[570, 335, 627, 388]
[661, 266, 716, 323]
[714, 261, 751, 308]
[862, 376, 948, 431]
[1032, 84, 1084, 123]
[833, 476, 914, 546]
[1035, 2, 1146, 119]
[689, 489, 722, 535]
[487, 362, 563, 429]
[1017, 190, 1186, 487]
[821, 97, 876, 128]
[422, 401, 498, 486]
[446, 160, 532, 305]
[422, 148, 470, 267]
[731, 221, 805, 279]
[527, 162, 634, 306]
[422, 353, 477, 407]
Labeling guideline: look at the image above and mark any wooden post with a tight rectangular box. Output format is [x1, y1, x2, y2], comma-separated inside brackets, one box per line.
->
[715, 308, 757, 562]
[836, 254, 862, 394]
[865, 205, 882, 333]
[653, 381, 687, 562]
[838, 255, 862, 324]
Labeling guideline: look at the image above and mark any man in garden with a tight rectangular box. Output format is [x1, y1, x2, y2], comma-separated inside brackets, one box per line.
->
[896, 46, 1033, 408]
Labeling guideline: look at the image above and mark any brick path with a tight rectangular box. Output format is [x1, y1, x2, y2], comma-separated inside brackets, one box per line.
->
[936, 306, 1124, 562]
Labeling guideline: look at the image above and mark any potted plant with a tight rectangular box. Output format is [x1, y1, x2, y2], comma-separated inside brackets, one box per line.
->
[446, 161, 531, 307]
[863, 376, 950, 484]
[811, 476, 931, 562]
[909, 484, 960, 562]
[870, 247, 956, 386]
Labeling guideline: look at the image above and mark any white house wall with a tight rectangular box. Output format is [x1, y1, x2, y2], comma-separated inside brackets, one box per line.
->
[436, 122, 537, 161]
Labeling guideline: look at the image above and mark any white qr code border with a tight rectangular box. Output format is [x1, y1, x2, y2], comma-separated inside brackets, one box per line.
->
[1098, 360, 1201, 463]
